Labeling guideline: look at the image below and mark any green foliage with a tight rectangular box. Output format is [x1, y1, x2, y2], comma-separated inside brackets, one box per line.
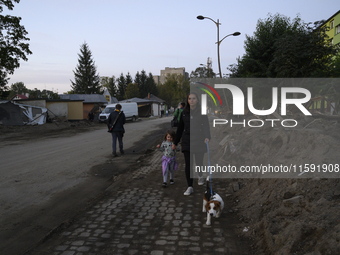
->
[228, 13, 337, 78]
[134, 70, 148, 98]
[190, 66, 216, 78]
[145, 72, 158, 96]
[116, 73, 126, 100]
[71, 42, 101, 94]
[134, 70, 157, 98]
[0, 0, 20, 11]
[7, 81, 59, 99]
[28, 88, 60, 99]
[115, 70, 158, 100]
[0, 0, 32, 96]
[331, 53, 340, 77]
[101, 76, 117, 98]
[158, 74, 189, 108]
[125, 83, 139, 99]
[7, 81, 26, 98]
[125, 72, 133, 86]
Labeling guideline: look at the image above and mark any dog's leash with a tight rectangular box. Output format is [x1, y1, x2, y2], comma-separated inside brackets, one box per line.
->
[206, 141, 213, 196]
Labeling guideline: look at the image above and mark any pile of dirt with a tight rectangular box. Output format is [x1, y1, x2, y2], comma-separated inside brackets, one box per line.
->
[210, 115, 340, 254]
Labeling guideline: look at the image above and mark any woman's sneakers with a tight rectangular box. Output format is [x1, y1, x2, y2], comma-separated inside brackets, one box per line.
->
[170, 179, 175, 185]
[184, 186, 193, 195]
[198, 176, 205, 185]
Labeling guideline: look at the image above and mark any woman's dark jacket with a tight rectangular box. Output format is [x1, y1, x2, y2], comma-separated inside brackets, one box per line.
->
[174, 107, 210, 153]
[107, 110, 126, 132]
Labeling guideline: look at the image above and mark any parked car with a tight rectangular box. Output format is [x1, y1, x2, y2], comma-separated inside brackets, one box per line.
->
[99, 102, 138, 122]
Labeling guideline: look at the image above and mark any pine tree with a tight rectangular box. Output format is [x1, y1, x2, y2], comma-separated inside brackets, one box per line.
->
[125, 83, 139, 99]
[117, 73, 126, 100]
[134, 71, 141, 87]
[100, 76, 117, 98]
[145, 72, 158, 96]
[134, 70, 148, 98]
[71, 42, 100, 94]
[126, 72, 133, 86]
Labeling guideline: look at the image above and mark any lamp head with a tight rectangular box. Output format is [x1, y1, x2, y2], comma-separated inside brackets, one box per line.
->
[197, 15, 205, 20]
[233, 32, 241, 36]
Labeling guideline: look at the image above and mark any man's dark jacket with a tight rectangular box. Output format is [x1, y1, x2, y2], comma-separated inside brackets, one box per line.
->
[107, 110, 126, 132]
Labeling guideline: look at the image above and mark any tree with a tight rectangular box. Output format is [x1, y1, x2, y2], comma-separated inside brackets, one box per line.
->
[134, 70, 148, 98]
[10, 82, 28, 95]
[228, 14, 337, 78]
[71, 42, 101, 94]
[0, 0, 32, 97]
[7, 82, 59, 99]
[101, 76, 117, 98]
[158, 74, 189, 107]
[28, 88, 59, 99]
[332, 54, 340, 77]
[145, 72, 158, 96]
[125, 83, 139, 99]
[134, 71, 140, 88]
[190, 66, 216, 78]
[7, 81, 29, 99]
[116, 73, 126, 100]
[125, 72, 133, 86]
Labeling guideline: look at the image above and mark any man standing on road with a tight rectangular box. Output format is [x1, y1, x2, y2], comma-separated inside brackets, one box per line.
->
[107, 104, 126, 157]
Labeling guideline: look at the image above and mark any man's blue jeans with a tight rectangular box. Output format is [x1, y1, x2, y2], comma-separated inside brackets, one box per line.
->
[111, 131, 123, 153]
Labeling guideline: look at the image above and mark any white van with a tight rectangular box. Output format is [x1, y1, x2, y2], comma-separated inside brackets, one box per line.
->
[99, 102, 138, 122]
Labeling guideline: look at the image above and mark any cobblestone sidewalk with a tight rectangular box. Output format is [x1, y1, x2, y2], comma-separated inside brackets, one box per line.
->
[27, 150, 252, 255]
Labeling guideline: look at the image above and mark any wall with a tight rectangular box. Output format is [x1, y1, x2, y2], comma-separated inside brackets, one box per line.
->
[83, 103, 94, 119]
[160, 67, 187, 84]
[46, 102, 68, 119]
[17, 99, 46, 108]
[322, 11, 340, 47]
[334, 12, 340, 46]
[152, 103, 160, 116]
[67, 101, 83, 120]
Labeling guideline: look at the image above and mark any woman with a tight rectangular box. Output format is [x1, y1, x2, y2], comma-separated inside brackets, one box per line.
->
[172, 93, 211, 195]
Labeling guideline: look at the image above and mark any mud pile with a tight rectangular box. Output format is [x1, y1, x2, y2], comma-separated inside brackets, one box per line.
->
[210, 116, 340, 254]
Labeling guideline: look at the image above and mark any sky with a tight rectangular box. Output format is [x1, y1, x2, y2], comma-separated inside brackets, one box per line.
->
[4, 0, 339, 94]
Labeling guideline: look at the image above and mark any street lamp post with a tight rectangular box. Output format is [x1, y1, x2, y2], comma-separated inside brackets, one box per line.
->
[197, 15, 240, 78]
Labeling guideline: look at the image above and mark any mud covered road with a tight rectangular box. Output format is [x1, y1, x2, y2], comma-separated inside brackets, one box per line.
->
[0, 117, 171, 255]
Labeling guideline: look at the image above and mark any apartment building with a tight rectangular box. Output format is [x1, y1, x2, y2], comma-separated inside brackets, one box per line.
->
[321, 10, 340, 47]
[153, 67, 189, 85]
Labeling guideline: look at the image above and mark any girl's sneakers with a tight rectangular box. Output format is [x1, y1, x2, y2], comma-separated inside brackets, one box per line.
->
[163, 180, 174, 187]
[184, 186, 193, 195]
[198, 176, 205, 185]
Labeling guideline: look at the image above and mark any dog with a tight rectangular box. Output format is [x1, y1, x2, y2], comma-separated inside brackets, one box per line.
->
[202, 176, 224, 226]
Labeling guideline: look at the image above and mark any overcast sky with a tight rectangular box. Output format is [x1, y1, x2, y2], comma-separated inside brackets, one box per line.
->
[4, 0, 339, 93]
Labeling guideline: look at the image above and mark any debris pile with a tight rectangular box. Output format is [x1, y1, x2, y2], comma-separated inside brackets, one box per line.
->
[210, 112, 340, 254]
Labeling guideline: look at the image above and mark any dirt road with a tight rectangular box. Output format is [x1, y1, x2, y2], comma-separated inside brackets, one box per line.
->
[0, 117, 171, 254]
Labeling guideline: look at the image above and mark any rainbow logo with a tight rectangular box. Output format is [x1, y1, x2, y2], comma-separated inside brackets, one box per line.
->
[196, 82, 223, 106]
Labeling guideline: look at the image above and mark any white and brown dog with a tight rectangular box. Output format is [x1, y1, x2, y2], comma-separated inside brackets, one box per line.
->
[202, 176, 224, 225]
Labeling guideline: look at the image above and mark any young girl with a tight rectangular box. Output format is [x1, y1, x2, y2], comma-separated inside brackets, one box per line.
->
[157, 130, 177, 187]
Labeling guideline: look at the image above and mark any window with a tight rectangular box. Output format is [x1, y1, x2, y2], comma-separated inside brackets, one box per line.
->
[330, 20, 334, 29]
[336, 25, 340, 34]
